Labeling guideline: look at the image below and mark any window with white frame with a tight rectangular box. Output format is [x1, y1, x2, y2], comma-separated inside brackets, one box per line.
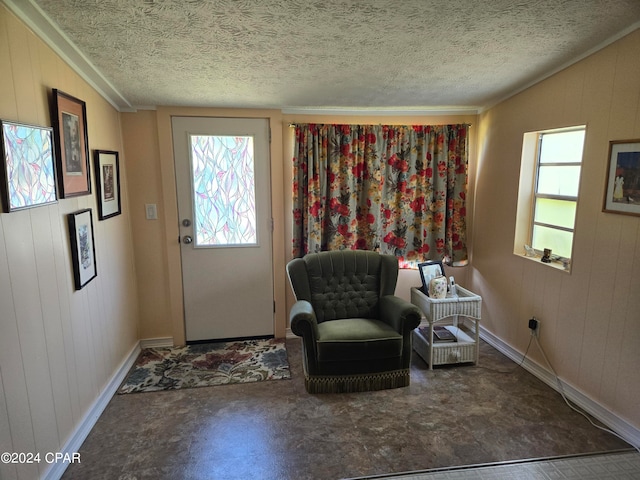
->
[514, 126, 586, 269]
[532, 128, 585, 259]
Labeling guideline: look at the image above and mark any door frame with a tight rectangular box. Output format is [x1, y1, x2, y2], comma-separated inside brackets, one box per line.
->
[155, 107, 287, 346]
[172, 116, 274, 342]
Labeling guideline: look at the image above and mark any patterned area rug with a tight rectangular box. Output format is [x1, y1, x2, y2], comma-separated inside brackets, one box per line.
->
[118, 338, 290, 394]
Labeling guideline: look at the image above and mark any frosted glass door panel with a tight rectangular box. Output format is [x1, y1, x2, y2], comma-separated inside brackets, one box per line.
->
[190, 135, 257, 247]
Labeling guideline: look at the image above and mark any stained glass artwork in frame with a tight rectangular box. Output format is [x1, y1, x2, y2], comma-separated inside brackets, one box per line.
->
[189, 135, 257, 246]
[0, 120, 57, 212]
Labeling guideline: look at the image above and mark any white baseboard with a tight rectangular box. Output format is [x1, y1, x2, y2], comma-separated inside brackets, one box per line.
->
[479, 325, 640, 449]
[43, 341, 141, 480]
[140, 336, 174, 348]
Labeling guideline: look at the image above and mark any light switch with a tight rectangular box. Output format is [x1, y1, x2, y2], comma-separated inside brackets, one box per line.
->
[145, 203, 158, 220]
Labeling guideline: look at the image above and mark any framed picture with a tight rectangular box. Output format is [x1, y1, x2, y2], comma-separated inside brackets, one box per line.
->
[0, 119, 57, 212]
[603, 139, 640, 216]
[417, 260, 445, 295]
[51, 89, 91, 197]
[94, 150, 121, 220]
[68, 208, 97, 290]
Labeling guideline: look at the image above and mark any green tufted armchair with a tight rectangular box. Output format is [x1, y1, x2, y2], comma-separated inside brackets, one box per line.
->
[286, 250, 422, 393]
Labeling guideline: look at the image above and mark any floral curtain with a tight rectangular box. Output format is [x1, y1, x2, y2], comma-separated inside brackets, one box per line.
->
[292, 123, 469, 267]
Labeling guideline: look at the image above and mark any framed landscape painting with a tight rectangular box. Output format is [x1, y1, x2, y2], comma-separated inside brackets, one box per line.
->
[0, 119, 57, 212]
[51, 89, 91, 197]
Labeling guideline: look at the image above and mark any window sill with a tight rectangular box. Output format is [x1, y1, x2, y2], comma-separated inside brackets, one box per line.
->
[514, 252, 571, 273]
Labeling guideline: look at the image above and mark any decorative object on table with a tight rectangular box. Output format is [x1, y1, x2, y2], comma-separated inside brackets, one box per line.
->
[541, 248, 552, 263]
[418, 260, 446, 296]
[449, 276, 458, 297]
[68, 208, 97, 290]
[0, 119, 57, 212]
[50, 89, 91, 197]
[603, 139, 640, 216]
[94, 150, 121, 220]
[428, 275, 448, 299]
[118, 338, 290, 394]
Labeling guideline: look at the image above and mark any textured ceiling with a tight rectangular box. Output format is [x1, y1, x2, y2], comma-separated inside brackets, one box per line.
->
[18, 0, 640, 111]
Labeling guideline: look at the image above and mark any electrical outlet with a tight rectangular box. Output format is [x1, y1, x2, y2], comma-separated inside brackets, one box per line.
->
[528, 317, 540, 336]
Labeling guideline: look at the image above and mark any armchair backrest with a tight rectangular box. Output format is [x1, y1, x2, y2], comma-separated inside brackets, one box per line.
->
[287, 250, 399, 323]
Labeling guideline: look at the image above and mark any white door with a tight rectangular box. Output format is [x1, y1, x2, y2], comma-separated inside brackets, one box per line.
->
[172, 116, 273, 342]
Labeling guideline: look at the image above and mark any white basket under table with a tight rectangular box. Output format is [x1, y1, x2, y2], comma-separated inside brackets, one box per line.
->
[410, 286, 482, 369]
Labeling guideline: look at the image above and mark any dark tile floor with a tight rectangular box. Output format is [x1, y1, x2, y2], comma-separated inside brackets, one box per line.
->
[62, 338, 631, 480]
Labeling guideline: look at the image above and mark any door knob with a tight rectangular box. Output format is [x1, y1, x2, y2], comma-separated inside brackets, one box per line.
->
[182, 235, 193, 244]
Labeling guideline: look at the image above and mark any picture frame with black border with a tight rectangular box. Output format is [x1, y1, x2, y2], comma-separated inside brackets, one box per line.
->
[68, 208, 97, 290]
[417, 260, 446, 296]
[51, 89, 91, 198]
[94, 149, 121, 220]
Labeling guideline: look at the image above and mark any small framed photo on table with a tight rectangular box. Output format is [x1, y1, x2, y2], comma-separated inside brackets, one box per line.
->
[51, 89, 91, 197]
[94, 150, 121, 220]
[68, 208, 97, 290]
[417, 260, 445, 295]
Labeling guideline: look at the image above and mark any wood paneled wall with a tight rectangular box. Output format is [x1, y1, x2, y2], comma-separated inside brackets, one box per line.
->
[0, 6, 139, 479]
[473, 29, 640, 429]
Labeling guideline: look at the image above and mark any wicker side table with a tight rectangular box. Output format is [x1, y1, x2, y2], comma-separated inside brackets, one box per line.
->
[410, 286, 482, 369]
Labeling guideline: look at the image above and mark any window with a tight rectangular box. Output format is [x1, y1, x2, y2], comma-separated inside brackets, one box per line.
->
[514, 126, 586, 270]
[532, 128, 585, 258]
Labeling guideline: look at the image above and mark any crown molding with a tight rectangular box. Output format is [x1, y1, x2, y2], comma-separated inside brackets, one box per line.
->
[3, 0, 135, 112]
[281, 106, 481, 116]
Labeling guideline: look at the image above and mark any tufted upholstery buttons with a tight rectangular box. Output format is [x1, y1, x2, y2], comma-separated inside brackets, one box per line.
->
[307, 261, 381, 322]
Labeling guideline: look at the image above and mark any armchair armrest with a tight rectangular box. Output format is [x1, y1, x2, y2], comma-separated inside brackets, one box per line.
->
[379, 295, 422, 334]
[290, 300, 320, 339]
[289, 300, 321, 375]
[380, 295, 422, 370]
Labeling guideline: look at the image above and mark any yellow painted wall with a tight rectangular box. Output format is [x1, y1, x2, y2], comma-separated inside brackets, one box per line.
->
[120, 110, 172, 340]
[122, 107, 286, 345]
[0, 5, 139, 479]
[473, 29, 640, 429]
[122, 110, 477, 345]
